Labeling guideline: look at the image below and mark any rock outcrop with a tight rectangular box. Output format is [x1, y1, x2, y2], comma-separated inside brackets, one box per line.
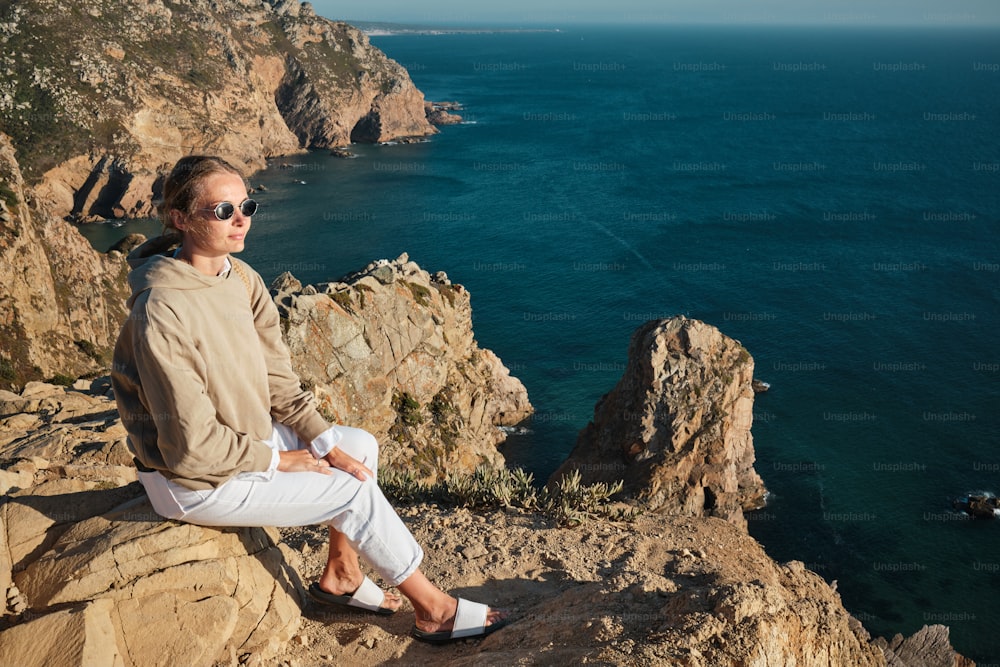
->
[425, 101, 464, 125]
[953, 493, 999, 519]
[0, 134, 131, 388]
[551, 316, 767, 527]
[0, 381, 301, 666]
[381, 508, 887, 667]
[0, 0, 436, 222]
[875, 625, 976, 667]
[272, 254, 533, 481]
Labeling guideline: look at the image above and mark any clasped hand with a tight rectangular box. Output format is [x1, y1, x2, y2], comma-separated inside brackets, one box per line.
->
[277, 448, 371, 480]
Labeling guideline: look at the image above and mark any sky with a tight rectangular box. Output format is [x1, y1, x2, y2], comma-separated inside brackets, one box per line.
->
[310, 0, 1000, 27]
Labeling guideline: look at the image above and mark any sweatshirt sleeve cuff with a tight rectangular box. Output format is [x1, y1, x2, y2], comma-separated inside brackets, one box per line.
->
[310, 425, 343, 458]
[235, 447, 279, 483]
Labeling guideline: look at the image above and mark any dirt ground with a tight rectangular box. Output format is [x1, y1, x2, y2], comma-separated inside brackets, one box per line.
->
[277, 504, 623, 666]
[271, 501, 855, 667]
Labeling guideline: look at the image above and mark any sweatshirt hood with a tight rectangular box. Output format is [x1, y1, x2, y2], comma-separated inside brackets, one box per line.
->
[125, 234, 229, 307]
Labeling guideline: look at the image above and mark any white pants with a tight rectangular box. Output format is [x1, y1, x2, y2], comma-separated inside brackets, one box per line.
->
[137, 423, 423, 586]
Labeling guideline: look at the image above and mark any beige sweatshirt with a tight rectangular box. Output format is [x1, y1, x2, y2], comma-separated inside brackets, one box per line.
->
[111, 236, 330, 490]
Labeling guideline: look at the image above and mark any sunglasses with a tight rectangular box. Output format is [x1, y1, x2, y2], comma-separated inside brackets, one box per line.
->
[197, 198, 258, 220]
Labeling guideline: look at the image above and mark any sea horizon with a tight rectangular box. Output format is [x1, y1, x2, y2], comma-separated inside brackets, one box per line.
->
[348, 20, 1000, 32]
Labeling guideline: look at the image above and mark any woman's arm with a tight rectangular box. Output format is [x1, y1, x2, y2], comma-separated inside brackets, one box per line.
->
[131, 298, 274, 484]
[243, 261, 331, 443]
[241, 262, 371, 480]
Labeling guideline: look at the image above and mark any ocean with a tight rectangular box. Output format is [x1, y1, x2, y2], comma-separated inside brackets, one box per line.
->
[81, 26, 1000, 661]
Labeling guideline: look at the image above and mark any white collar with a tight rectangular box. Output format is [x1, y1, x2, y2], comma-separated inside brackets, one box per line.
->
[173, 248, 232, 276]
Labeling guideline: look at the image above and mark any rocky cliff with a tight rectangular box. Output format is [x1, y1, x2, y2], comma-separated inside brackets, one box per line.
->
[0, 0, 435, 222]
[0, 2, 979, 663]
[272, 254, 533, 481]
[0, 134, 131, 388]
[0, 0, 439, 385]
[552, 316, 768, 528]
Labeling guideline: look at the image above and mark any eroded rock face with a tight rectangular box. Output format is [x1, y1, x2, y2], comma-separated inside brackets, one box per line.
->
[7, 503, 301, 667]
[551, 316, 767, 527]
[874, 624, 976, 667]
[0, 0, 435, 221]
[0, 135, 131, 387]
[273, 254, 533, 481]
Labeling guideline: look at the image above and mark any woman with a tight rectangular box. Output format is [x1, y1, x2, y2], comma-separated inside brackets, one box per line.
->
[111, 155, 507, 644]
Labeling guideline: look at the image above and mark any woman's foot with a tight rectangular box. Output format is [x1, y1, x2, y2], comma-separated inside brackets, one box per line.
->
[411, 596, 509, 644]
[413, 595, 506, 634]
[317, 572, 403, 607]
[321, 528, 402, 610]
[397, 570, 510, 642]
[312, 573, 403, 614]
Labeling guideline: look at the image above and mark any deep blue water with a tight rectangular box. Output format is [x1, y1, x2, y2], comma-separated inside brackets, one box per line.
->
[82, 26, 1000, 661]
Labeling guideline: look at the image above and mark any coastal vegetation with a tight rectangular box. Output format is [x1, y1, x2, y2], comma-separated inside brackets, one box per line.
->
[381, 464, 635, 527]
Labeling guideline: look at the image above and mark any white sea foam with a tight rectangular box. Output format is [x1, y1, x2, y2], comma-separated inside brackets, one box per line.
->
[498, 425, 533, 435]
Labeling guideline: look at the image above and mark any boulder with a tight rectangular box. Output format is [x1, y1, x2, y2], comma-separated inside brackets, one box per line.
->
[7, 497, 301, 667]
[0, 599, 124, 667]
[0, 383, 302, 666]
[425, 101, 464, 125]
[875, 624, 976, 667]
[551, 316, 767, 527]
[953, 493, 999, 519]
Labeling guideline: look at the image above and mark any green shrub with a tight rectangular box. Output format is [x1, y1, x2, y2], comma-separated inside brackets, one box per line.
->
[74, 339, 103, 363]
[0, 357, 15, 383]
[435, 283, 460, 307]
[0, 182, 18, 209]
[405, 281, 432, 307]
[539, 469, 628, 527]
[445, 466, 537, 509]
[393, 391, 423, 426]
[429, 390, 458, 421]
[380, 464, 637, 527]
[354, 283, 373, 308]
[330, 290, 353, 311]
[51, 373, 75, 386]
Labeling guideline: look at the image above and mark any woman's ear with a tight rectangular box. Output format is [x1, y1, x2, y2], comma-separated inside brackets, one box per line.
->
[169, 209, 187, 232]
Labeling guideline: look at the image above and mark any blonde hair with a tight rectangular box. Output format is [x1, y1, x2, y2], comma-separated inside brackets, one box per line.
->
[159, 155, 247, 233]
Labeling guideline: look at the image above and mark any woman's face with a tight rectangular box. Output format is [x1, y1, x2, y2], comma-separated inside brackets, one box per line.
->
[174, 171, 253, 258]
